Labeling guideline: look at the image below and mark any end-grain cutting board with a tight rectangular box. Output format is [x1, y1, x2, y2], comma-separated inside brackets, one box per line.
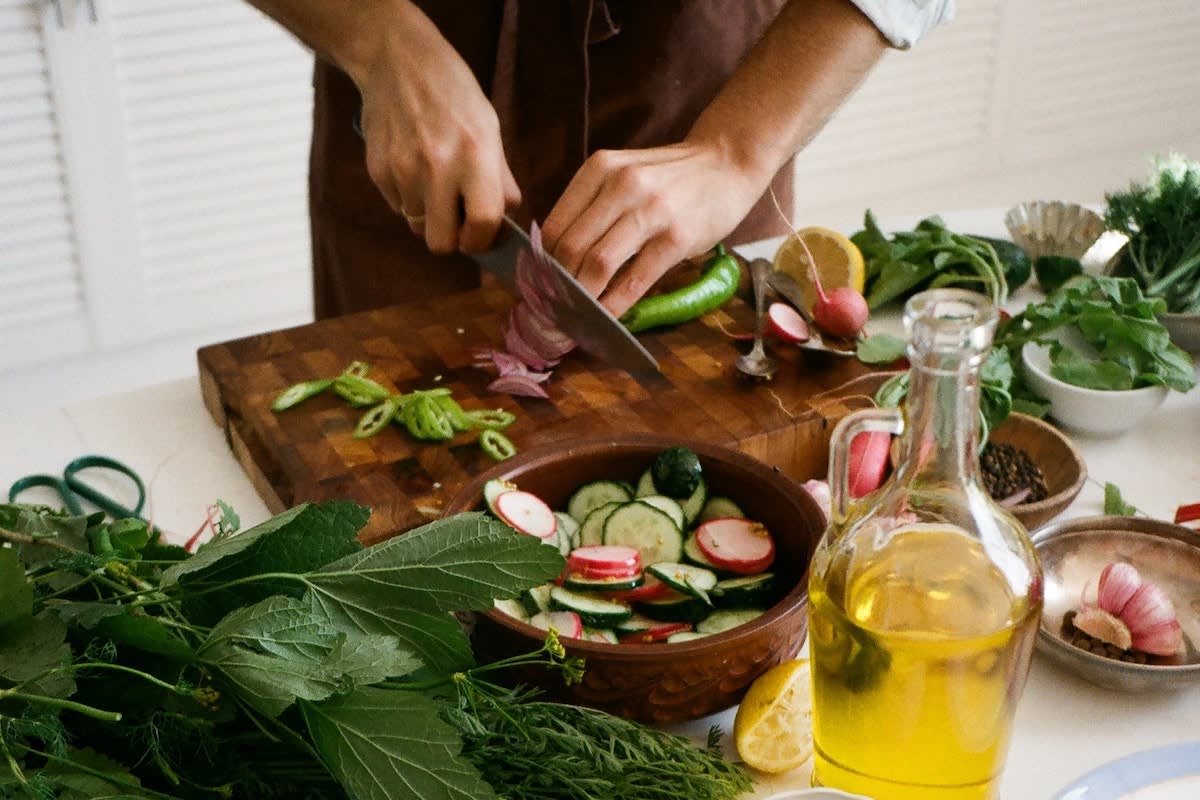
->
[198, 286, 880, 544]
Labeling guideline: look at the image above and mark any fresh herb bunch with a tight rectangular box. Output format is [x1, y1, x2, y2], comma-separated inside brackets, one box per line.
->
[0, 503, 751, 800]
[1104, 152, 1200, 313]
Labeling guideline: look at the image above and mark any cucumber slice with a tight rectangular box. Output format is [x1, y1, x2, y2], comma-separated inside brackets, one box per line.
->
[483, 478, 518, 515]
[637, 495, 685, 531]
[578, 501, 623, 548]
[567, 480, 633, 524]
[712, 573, 777, 608]
[520, 584, 553, 616]
[679, 477, 708, 526]
[636, 592, 710, 624]
[583, 628, 620, 644]
[562, 573, 644, 593]
[602, 502, 684, 566]
[647, 562, 718, 606]
[493, 598, 529, 622]
[695, 608, 766, 635]
[553, 512, 580, 556]
[549, 586, 633, 628]
[635, 469, 657, 498]
[614, 612, 660, 634]
[698, 495, 745, 523]
[666, 631, 711, 644]
[683, 533, 722, 570]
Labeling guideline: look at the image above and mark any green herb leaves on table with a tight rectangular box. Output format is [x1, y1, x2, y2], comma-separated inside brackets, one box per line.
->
[1104, 152, 1200, 313]
[0, 502, 752, 800]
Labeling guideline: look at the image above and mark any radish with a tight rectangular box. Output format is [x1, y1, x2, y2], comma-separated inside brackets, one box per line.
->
[619, 621, 693, 644]
[695, 517, 775, 574]
[494, 490, 558, 539]
[767, 302, 810, 343]
[792, 233, 869, 339]
[802, 478, 831, 525]
[529, 610, 583, 639]
[610, 574, 673, 603]
[848, 431, 891, 498]
[566, 545, 642, 579]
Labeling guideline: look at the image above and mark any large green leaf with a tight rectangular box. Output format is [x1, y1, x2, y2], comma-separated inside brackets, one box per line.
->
[91, 614, 195, 663]
[160, 501, 368, 625]
[0, 610, 75, 698]
[308, 513, 564, 615]
[198, 595, 419, 717]
[0, 547, 33, 634]
[0, 504, 93, 575]
[34, 747, 149, 800]
[302, 687, 496, 800]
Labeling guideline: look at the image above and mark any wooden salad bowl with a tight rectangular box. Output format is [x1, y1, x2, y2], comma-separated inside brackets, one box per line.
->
[988, 412, 1087, 531]
[444, 434, 826, 724]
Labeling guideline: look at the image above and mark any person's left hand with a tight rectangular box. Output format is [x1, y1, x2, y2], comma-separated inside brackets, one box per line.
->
[540, 142, 766, 318]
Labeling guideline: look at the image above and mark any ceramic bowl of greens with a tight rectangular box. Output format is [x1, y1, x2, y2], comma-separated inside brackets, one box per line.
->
[1021, 339, 1168, 437]
[445, 433, 826, 724]
[1104, 245, 1200, 352]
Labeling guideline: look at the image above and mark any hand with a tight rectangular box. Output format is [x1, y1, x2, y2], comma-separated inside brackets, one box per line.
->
[355, 5, 520, 253]
[540, 142, 764, 317]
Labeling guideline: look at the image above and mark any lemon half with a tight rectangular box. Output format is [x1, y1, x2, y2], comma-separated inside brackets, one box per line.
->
[733, 658, 813, 774]
[772, 227, 865, 313]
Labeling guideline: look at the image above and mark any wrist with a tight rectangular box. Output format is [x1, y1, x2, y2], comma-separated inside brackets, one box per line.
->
[336, 0, 430, 90]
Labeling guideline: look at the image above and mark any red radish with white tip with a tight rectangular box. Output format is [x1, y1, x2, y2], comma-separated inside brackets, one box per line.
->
[791, 231, 869, 339]
[848, 431, 891, 498]
[767, 302, 810, 343]
[529, 610, 583, 639]
[566, 545, 642, 579]
[695, 517, 775, 574]
[494, 490, 558, 539]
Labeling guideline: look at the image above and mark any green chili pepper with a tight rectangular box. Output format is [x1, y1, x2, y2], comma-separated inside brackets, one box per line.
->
[434, 394, 472, 432]
[619, 243, 741, 333]
[354, 396, 401, 439]
[464, 408, 516, 430]
[334, 374, 391, 406]
[418, 395, 456, 440]
[343, 361, 371, 378]
[479, 429, 517, 461]
[272, 378, 334, 412]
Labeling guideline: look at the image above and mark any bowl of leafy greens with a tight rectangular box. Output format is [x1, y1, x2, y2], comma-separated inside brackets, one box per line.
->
[1004, 276, 1196, 437]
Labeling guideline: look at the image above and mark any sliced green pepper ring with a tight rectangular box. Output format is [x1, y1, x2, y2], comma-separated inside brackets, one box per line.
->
[271, 378, 334, 412]
[434, 394, 472, 432]
[354, 397, 400, 439]
[479, 429, 517, 461]
[342, 361, 371, 378]
[465, 408, 516, 430]
[334, 374, 391, 406]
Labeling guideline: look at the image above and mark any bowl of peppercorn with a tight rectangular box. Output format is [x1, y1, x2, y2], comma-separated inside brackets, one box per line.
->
[985, 412, 1087, 530]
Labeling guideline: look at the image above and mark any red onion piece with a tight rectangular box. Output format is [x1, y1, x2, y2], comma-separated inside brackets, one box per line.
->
[997, 487, 1032, 508]
[488, 374, 550, 399]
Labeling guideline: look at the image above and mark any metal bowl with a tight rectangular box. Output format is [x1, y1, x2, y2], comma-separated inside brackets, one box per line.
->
[1004, 201, 1106, 261]
[1030, 515, 1200, 691]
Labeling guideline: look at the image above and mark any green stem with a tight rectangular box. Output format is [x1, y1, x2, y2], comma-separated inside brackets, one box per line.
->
[0, 525, 76, 553]
[24, 747, 185, 800]
[128, 572, 309, 610]
[33, 568, 108, 601]
[0, 729, 27, 787]
[0, 690, 121, 722]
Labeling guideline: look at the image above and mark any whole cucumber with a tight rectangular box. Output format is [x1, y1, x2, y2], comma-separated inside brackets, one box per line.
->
[620, 244, 741, 333]
[970, 235, 1032, 292]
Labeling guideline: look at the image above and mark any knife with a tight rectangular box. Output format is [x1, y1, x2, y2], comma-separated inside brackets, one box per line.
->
[472, 215, 660, 375]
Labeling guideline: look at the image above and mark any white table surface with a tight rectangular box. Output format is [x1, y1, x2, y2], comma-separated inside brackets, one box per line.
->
[2, 210, 1197, 799]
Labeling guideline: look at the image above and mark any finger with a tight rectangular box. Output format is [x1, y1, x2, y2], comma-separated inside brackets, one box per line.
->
[572, 210, 650, 298]
[457, 167, 508, 253]
[598, 234, 687, 318]
[502, 162, 522, 208]
[540, 151, 617, 251]
[423, 178, 461, 254]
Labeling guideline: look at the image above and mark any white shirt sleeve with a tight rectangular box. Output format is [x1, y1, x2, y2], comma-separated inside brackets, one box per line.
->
[848, 0, 956, 49]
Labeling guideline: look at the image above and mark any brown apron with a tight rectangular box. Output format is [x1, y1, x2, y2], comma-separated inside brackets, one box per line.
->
[310, 0, 792, 319]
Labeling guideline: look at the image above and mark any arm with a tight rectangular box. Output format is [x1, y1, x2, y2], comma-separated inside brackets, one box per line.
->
[243, 0, 519, 252]
[541, 0, 889, 317]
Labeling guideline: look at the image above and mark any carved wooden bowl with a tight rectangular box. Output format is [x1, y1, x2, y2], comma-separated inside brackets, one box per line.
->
[988, 412, 1087, 530]
[445, 434, 825, 724]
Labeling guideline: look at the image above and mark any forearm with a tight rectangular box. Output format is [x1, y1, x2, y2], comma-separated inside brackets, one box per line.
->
[242, 0, 437, 89]
[687, 0, 888, 188]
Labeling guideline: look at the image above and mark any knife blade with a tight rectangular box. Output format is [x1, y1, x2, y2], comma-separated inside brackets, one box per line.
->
[472, 216, 660, 375]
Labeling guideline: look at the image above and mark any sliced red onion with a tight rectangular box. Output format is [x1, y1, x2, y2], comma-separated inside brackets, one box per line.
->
[503, 313, 559, 370]
[488, 374, 550, 399]
[997, 487, 1032, 508]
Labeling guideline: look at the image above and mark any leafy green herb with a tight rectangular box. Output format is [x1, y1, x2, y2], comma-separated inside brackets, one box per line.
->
[856, 332, 907, 365]
[0, 502, 750, 800]
[1103, 482, 1140, 516]
[1104, 152, 1200, 313]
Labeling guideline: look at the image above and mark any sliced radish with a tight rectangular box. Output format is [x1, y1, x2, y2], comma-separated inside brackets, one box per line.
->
[619, 622, 693, 645]
[767, 302, 810, 343]
[695, 517, 775, 574]
[1174, 502, 1200, 526]
[494, 490, 557, 539]
[528, 610, 583, 639]
[849, 430, 891, 498]
[567, 545, 641, 579]
[610, 574, 673, 603]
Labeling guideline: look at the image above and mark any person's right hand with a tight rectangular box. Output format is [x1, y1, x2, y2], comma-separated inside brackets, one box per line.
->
[354, 2, 520, 253]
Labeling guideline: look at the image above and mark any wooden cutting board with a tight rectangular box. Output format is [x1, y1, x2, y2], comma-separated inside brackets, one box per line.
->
[197, 286, 881, 544]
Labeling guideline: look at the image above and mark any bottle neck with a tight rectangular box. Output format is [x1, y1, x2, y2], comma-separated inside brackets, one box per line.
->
[900, 350, 984, 486]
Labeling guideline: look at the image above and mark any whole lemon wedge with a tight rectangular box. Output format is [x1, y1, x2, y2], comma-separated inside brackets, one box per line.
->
[733, 658, 813, 774]
[772, 227, 865, 313]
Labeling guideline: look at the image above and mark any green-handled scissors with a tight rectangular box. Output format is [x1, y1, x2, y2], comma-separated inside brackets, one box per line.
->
[8, 455, 147, 522]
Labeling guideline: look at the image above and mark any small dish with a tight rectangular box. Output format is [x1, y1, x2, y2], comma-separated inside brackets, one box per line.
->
[987, 412, 1087, 530]
[1030, 515, 1200, 692]
[1052, 741, 1200, 799]
[1005, 201, 1107, 262]
[1021, 341, 1168, 437]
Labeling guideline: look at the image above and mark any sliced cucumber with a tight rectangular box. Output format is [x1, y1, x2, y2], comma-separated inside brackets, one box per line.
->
[683, 533, 722, 570]
[634, 468, 657, 498]
[614, 612, 660, 634]
[602, 502, 684, 566]
[712, 573, 777, 608]
[520, 583, 553, 616]
[679, 477, 708, 526]
[549, 586, 632, 627]
[699, 495, 745, 523]
[636, 592, 710, 624]
[567, 480, 633, 524]
[553, 511, 580, 556]
[578, 501, 623, 547]
[583, 628, 620, 644]
[483, 478, 518, 515]
[493, 597, 529, 622]
[562, 573, 644, 593]
[696, 608, 766, 635]
[666, 631, 711, 644]
[637, 495, 685, 531]
[647, 562, 718, 606]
